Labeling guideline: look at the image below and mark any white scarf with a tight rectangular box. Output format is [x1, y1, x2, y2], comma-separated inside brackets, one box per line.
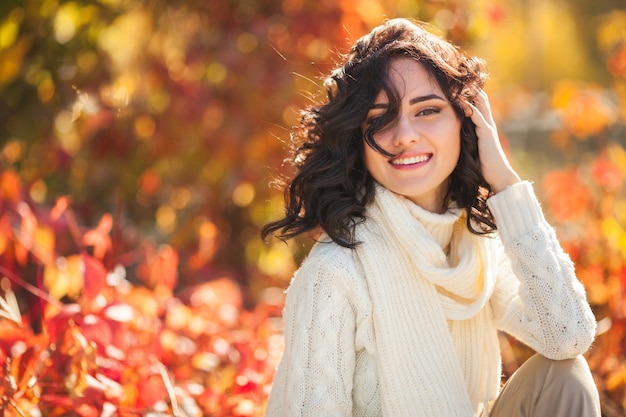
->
[354, 185, 501, 416]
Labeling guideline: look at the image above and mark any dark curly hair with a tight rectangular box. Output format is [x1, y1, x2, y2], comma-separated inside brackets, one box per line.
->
[263, 18, 496, 248]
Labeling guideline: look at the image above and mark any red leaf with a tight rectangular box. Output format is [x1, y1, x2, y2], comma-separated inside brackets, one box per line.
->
[82, 254, 107, 301]
[591, 156, 623, 192]
[81, 314, 113, 353]
[45, 303, 82, 342]
[542, 168, 591, 222]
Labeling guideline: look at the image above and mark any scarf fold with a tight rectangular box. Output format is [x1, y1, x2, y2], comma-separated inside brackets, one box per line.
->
[354, 185, 499, 416]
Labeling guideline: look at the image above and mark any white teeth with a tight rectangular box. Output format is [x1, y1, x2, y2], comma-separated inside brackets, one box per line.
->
[391, 155, 430, 165]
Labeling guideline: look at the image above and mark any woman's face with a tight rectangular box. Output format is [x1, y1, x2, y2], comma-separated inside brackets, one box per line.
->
[362, 58, 462, 213]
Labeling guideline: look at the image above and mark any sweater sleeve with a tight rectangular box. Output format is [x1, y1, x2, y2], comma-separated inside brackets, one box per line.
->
[487, 181, 597, 360]
[264, 243, 357, 417]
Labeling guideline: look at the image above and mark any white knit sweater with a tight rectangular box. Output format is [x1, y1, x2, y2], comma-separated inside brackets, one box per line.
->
[265, 181, 597, 417]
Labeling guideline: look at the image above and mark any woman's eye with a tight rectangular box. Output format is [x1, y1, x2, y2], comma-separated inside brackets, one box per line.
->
[417, 108, 440, 116]
[364, 116, 382, 126]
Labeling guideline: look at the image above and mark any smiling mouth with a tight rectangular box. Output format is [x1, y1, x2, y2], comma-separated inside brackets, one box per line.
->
[390, 154, 431, 166]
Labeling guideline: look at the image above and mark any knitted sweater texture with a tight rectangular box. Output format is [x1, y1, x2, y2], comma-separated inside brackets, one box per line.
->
[265, 181, 597, 417]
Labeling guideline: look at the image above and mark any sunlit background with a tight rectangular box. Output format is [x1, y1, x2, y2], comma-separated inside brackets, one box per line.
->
[1, 0, 625, 415]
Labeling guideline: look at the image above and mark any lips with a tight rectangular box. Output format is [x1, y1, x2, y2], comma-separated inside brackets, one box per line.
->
[390, 154, 431, 166]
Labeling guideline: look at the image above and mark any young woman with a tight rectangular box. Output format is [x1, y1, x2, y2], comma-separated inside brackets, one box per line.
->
[262, 18, 600, 417]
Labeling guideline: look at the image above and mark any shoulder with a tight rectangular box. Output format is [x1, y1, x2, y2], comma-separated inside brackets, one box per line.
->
[287, 237, 371, 314]
[302, 238, 360, 274]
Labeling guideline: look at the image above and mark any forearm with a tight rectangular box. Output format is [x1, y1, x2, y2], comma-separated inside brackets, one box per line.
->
[488, 181, 596, 359]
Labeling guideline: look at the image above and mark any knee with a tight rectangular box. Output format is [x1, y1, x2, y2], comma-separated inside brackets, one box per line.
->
[534, 355, 598, 399]
[541, 355, 591, 382]
[492, 354, 601, 417]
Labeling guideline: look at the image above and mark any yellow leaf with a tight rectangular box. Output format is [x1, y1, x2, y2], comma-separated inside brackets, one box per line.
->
[43, 255, 83, 300]
[33, 225, 55, 265]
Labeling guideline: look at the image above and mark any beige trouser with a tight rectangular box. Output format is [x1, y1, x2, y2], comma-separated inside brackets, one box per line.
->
[489, 354, 601, 417]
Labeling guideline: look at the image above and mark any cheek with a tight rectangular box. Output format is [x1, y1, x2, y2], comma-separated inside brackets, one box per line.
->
[437, 122, 462, 165]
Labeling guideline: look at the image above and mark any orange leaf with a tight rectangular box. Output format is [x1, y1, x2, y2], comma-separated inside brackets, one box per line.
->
[139, 244, 179, 291]
[82, 214, 113, 260]
[135, 373, 168, 408]
[592, 156, 623, 192]
[43, 254, 83, 300]
[139, 170, 161, 196]
[0, 170, 23, 203]
[122, 288, 160, 318]
[82, 254, 107, 302]
[50, 196, 71, 222]
[15, 202, 37, 265]
[32, 225, 55, 265]
[76, 403, 99, 417]
[0, 215, 12, 256]
[154, 245, 178, 292]
[0, 320, 31, 354]
[188, 278, 243, 311]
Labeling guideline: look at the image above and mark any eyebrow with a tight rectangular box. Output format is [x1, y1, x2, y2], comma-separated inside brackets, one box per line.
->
[370, 93, 446, 109]
[409, 93, 446, 105]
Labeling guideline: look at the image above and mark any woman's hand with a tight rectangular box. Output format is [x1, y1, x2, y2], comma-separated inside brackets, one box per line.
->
[465, 90, 521, 193]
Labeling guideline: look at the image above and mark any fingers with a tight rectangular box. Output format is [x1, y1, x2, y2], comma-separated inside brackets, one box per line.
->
[463, 90, 495, 128]
[461, 90, 522, 192]
[475, 90, 495, 125]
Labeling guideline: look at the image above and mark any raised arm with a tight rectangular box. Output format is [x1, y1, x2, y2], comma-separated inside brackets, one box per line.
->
[487, 182, 597, 359]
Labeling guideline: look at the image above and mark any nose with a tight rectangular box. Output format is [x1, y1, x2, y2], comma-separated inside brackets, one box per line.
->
[392, 115, 419, 147]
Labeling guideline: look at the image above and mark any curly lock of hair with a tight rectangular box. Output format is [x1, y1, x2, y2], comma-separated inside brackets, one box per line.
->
[262, 18, 496, 248]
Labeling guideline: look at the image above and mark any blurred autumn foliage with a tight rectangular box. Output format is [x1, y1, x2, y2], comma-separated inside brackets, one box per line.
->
[1, 0, 626, 415]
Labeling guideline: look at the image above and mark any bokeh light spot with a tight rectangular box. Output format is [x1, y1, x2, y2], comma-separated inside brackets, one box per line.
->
[29, 179, 47, 203]
[54, 2, 79, 44]
[55, 110, 81, 155]
[37, 76, 55, 103]
[77, 51, 98, 73]
[148, 91, 170, 114]
[203, 104, 224, 130]
[236, 32, 258, 53]
[257, 243, 294, 279]
[305, 38, 329, 60]
[232, 182, 255, 208]
[156, 205, 176, 234]
[0, 8, 23, 50]
[134, 115, 155, 140]
[2, 139, 24, 163]
[206, 62, 227, 84]
[434, 9, 457, 30]
[170, 187, 191, 209]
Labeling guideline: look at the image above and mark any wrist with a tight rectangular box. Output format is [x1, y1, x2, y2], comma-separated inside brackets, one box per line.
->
[490, 170, 521, 194]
